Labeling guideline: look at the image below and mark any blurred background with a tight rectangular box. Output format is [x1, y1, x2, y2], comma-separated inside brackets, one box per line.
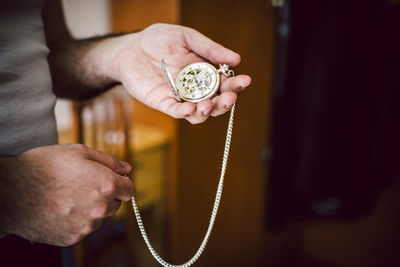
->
[56, 0, 400, 266]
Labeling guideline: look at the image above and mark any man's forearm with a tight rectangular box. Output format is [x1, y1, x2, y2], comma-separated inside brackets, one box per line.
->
[43, 0, 130, 100]
[47, 34, 124, 100]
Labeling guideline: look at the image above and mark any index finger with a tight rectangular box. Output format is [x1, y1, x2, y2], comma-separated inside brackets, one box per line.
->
[183, 27, 241, 66]
[84, 146, 131, 175]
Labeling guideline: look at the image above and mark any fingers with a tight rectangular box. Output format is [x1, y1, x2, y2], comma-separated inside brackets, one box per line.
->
[183, 92, 237, 124]
[89, 199, 122, 219]
[83, 145, 131, 175]
[183, 73, 251, 123]
[95, 168, 135, 202]
[161, 73, 251, 123]
[73, 145, 134, 202]
[110, 174, 135, 202]
[183, 27, 241, 66]
[185, 99, 213, 124]
[220, 74, 252, 93]
[89, 169, 133, 217]
[160, 98, 196, 119]
[210, 92, 237, 117]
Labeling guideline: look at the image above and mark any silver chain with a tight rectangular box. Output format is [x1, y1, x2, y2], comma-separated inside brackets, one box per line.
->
[218, 63, 235, 77]
[129, 103, 236, 266]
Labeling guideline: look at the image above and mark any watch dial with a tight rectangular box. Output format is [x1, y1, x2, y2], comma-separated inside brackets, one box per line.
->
[176, 62, 220, 102]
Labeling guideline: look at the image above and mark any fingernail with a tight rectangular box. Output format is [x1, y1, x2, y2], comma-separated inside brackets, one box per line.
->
[202, 110, 210, 116]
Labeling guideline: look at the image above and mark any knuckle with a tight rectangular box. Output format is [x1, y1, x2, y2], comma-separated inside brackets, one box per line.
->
[72, 143, 89, 154]
[61, 222, 95, 246]
[90, 204, 109, 218]
[81, 224, 93, 235]
[109, 155, 122, 170]
[100, 180, 117, 196]
[122, 194, 132, 202]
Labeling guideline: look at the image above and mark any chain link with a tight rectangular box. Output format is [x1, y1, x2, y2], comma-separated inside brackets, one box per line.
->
[129, 103, 236, 266]
[218, 64, 235, 77]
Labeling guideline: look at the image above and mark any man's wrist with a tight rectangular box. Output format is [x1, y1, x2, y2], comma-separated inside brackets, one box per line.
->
[49, 33, 132, 99]
[97, 33, 139, 84]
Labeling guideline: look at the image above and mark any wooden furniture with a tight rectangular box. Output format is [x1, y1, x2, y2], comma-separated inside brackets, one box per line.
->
[175, 1, 275, 265]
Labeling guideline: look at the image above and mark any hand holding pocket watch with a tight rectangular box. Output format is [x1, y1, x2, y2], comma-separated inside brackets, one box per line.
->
[115, 24, 251, 124]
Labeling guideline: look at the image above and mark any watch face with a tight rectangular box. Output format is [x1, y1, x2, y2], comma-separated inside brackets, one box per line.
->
[176, 62, 220, 102]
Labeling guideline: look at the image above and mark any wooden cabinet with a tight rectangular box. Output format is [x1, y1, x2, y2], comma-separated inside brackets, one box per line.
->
[175, 1, 275, 265]
[130, 124, 169, 209]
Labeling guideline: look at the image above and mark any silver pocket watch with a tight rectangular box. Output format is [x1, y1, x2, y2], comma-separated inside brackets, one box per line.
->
[161, 59, 234, 103]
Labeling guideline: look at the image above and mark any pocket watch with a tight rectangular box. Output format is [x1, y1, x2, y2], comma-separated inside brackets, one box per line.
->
[161, 59, 234, 103]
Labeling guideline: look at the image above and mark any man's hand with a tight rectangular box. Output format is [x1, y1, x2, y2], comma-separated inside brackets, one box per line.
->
[108, 23, 252, 124]
[0, 144, 134, 246]
[44, 0, 251, 124]
[44, 2, 252, 124]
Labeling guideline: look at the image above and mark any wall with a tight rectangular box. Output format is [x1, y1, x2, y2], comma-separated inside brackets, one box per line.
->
[55, 0, 111, 139]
